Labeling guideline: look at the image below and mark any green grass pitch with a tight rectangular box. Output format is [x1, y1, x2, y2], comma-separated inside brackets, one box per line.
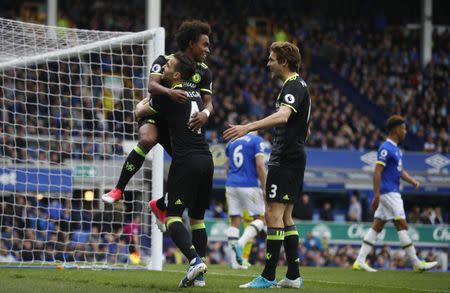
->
[0, 264, 448, 293]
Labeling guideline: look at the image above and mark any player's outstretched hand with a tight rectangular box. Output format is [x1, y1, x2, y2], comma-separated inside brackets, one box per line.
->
[188, 111, 208, 132]
[370, 196, 380, 211]
[168, 89, 187, 103]
[223, 124, 249, 141]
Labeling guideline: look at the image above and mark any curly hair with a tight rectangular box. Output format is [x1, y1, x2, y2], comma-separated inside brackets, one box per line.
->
[386, 115, 405, 133]
[175, 20, 211, 51]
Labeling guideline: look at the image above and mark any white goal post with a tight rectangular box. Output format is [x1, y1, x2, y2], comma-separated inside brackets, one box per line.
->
[0, 17, 164, 270]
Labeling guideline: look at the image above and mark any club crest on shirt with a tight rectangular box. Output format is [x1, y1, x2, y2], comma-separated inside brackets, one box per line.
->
[151, 64, 162, 73]
[192, 73, 201, 83]
[284, 94, 295, 104]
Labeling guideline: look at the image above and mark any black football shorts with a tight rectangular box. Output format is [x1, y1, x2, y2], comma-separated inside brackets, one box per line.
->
[166, 154, 214, 219]
[265, 165, 305, 204]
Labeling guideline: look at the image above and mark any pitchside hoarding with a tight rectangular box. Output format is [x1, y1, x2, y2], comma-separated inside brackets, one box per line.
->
[164, 146, 450, 192]
[205, 219, 450, 247]
[0, 167, 72, 193]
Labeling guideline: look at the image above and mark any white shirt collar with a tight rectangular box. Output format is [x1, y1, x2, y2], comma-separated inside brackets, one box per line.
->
[387, 138, 397, 146]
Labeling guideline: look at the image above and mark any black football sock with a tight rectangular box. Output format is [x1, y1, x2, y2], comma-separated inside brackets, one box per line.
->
[284, 225, 300, 280]
[191, 222, 207, 258]
[261, 227, 284, 281]
[167, 217, 198, 262]
[116, 144, 149, 191]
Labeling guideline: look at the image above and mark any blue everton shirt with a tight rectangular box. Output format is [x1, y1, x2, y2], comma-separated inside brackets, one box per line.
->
[376, 139, 403, 194]
[225, 133, 265, 187]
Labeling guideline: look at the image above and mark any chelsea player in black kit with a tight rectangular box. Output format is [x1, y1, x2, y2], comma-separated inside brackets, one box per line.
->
[224, 42, 311, 289]
[149, 52, 214, 288]
[102, 21, 213, 219]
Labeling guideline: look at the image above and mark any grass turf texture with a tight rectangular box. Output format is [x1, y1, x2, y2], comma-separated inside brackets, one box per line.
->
[0, 264, 448, 293]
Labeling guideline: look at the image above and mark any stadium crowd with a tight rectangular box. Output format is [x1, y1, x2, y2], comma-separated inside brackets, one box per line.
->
[0, 0, 448, 271]
[0, 193, 144, 263]
[1, 0, 448, 165]
[0, 192, 446, 267]
[317, 22, 450, 152]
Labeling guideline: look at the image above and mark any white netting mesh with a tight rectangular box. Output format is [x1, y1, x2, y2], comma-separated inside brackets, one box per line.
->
[0, 17, 164, 269]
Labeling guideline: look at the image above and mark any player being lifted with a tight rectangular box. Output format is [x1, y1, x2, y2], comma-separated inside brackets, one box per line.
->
[224, 42, 310, 289]
[225, 129, 267, 269]
[353, 115, 438, 273]
[102, 21, 213, 222]
[148, 52, 214, 287]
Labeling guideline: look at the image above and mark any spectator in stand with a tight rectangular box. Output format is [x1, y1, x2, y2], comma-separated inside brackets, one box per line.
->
[303, 231, 323, 252]
[420, 206, 446, 225]
[320, 202, 334, 221]
[420, 206, 434, 225]
[123, 215, 141, 255]
[346, 194, 362, 222]
[20, 240, 36, 262]
[210, 201, 228, 219]
[0, 239, 16, 262]
[423, 135, 436, 153]
[407, 206, 422, 224]
[433, 207, 445, 224]
[293, 194, 313, 220]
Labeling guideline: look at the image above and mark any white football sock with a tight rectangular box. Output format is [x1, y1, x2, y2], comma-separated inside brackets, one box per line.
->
[356, 228, 377, 264]
[398, 230, 420, 266]
[227, 226, 240, 245]
[238, 219, 264, 247]
[227, 226, 240, 267]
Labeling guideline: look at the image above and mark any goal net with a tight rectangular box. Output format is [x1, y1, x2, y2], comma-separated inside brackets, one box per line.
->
[0, 17, 164, 270]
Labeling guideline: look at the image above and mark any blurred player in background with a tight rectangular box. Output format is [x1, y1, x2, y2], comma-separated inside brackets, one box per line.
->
[353, 115, 438, 273]
[225, 130, 267, 269]
[224, 41, 310, 289]
[241, 210, 256, 266]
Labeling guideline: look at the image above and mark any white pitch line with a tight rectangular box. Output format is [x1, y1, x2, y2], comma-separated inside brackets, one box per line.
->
[164, 269, 450, 293]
